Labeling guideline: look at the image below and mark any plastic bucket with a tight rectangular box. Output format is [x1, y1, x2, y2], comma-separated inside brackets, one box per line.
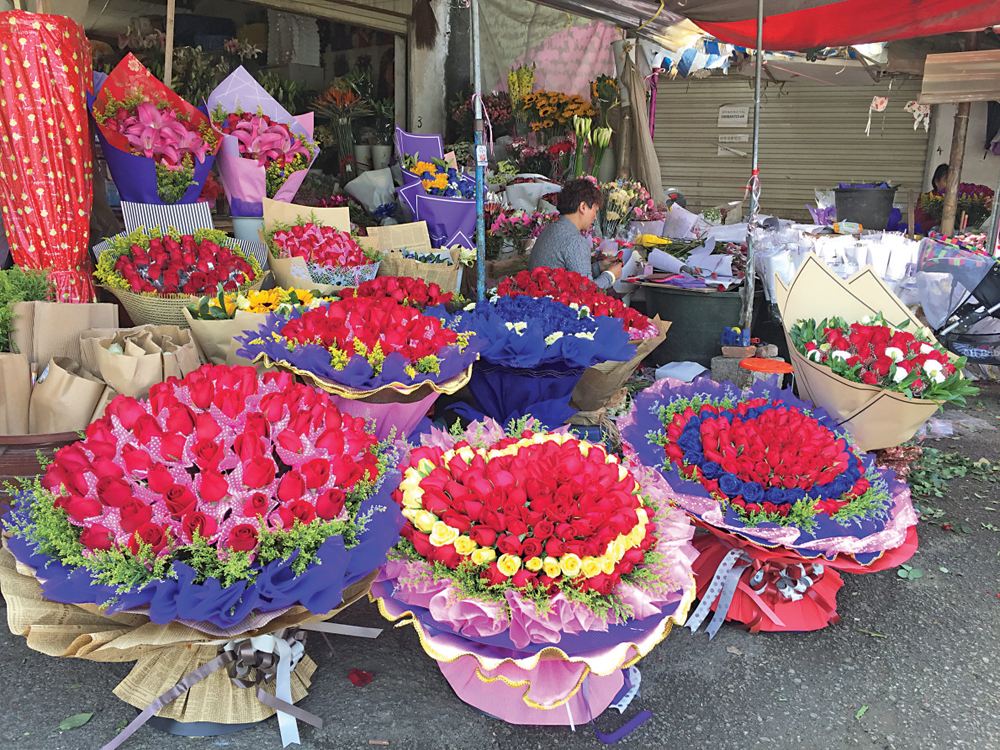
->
[231, 216, 264, 243]
[833, 186, 898, 230]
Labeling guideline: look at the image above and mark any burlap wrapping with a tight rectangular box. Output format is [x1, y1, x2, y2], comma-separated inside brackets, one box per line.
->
[10, 301, 119, 366]
[182, 308, 268, 366]
[377, 248, 462, 294]
[28, 357, 105, 434]
[0, 352, 31, 435]
[79, 325, 202, 399]
[774, 254, 942, 451]
[570, 316, 670, 415]
[0, 546, 376, 724]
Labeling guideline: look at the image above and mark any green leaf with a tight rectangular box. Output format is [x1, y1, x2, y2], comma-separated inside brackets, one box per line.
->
[907, 567, 924, 580]
[897, 569, 909, 579]
[58, 712, 93, 731]
[855, 705, 869, 721]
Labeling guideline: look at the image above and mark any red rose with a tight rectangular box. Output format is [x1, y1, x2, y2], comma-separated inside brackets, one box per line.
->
[243, 458, 277, 489]
[470, 526, 497, 548]
[301, 459, 331, 489]
[441, 512, 472, 533]
[316, 488, 346, 519]
[165, 405, 196, 435]
[164, 484, 197, 518]
[121, 446, 152, 474]
[411, 532, 433, 557]
[227, 523, 259, 552]
[277, 471, 306, 502]
[96, 476, 134, 508]
[497, 535, 523, 556]
[429, 543, 462, 568]
[533, 520, 555, 540]
[278, 499, 318, 528]
[63, 494, 102, 521]
[544, 538, 565, 557]
[146, 464, 174, 494]
[159, 434, 186, 463]
[243, 492, 270, 517]
[79, 523, 114, 551]
[119, 499, 153, 533]
[128, 522, 168, 554]
[482, 562, 508, 585]
[199, 470, 230, 503]
[182, 512, 218, 540]
[511, 568, 538, 588]
[192, 439, 224, 470]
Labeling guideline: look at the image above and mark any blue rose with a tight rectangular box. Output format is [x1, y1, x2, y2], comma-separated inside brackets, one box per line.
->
[742, 482, 764, 503]
[719, 474, 743, 496]
[677, 429, 702, 452]
[701, 461, 723, 479]
[765, 487, 785, 503]
[686, 449, 705, 465]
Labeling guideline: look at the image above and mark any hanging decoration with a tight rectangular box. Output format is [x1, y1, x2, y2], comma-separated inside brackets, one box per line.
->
[904, 100, 931, 133]
[865, 95, 889, 137]
[0, 11, 94, 301]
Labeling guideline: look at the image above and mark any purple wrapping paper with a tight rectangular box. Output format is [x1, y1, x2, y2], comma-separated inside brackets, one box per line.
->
[415, 193, 477, 248]
[208, 67, 318, 217]
[395, 127, 443, 161]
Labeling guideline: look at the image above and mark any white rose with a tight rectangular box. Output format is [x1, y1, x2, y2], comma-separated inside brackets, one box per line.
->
[884, 346, 905, 362]
[808, 349, 823, 362]
[919, 343, 935, 354]
[923, 359, 943, 376]
[931, 370, 946, 384]
[860, 315, 873, 324]
[892, 366, 909, 383]
[831, 350, 851, 361]
[544, 331, 564, 345]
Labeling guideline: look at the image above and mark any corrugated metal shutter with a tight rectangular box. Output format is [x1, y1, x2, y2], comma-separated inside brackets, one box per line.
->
[243, 0, 412, 35]
[653, 76, 929, 220]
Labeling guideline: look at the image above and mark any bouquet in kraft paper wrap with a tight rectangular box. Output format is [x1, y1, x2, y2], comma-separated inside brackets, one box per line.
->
[775, 254, 973, 451]
[208, 67, 319, 217]
[371, 418, 696, 731]
[89, 54, 220, 205]
[619, 377, 918, 635]
[2, 365, 403, 747]
[238, 297, 480, 439]
[263, 198, 379, 294]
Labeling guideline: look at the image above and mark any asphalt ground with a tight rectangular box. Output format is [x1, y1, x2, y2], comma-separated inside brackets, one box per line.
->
[1, 387, 998, 750]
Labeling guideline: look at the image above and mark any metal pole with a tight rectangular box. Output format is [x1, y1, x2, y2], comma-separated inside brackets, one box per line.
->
[471, 0, 487, 300]
[164, 0, 176, 88]
[740, 0, 763, 333]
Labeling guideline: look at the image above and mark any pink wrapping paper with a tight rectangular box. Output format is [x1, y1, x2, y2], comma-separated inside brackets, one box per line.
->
[328, 391, 438, 441]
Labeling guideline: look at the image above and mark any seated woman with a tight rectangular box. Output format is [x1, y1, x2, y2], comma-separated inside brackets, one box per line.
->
[529, 178, 622, 289]
[914, 163, 949, 235]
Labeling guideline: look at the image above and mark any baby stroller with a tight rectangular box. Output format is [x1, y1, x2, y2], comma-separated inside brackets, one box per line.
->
[917, 239, 1000, 365]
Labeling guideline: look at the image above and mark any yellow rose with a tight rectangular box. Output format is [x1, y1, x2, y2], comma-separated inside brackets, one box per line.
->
[497, 553, 522, 577]
[456, 446, 476, 463]
[600, 555, 616, 575]
[636, 507, 649, 526]
[612, 537, 627, 562]
[401, 485, 424, 509]
[413, 510, 437, 533]
[543, 557, 561, 578]
[560, 553, 583, 578]
[525, 556, 543, 572]
[415, 457, 437, 476]
[581, 557, 602, 578]
[429, 521, 460, 547]
[472, 547, 496, 565]
[454, 535, 477, 556]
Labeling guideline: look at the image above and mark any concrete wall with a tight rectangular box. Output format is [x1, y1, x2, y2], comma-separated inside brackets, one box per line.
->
[925, 102, 1000, 192]
[407, 0, 450, 135]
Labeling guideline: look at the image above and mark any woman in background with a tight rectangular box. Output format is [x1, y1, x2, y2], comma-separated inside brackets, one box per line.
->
[529, 178, 622, 289]
[914, 163, 950, 235]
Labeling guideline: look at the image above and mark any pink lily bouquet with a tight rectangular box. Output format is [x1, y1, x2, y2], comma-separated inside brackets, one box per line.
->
[209, 67, 319, 217]
[90, 54, 220, 204]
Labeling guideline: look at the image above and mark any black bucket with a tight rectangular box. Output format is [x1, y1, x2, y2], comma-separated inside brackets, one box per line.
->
[834, 185, 898, 230]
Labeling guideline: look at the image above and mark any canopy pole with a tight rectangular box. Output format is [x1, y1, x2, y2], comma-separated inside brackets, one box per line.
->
[471, 0, 487, 300]
[163, 0, 176, 88]
[739, 0, 763, 333]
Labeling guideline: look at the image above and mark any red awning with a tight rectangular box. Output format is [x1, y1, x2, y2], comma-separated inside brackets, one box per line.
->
[691, 0, 1000, 49]
[526, 0, 1000, 50]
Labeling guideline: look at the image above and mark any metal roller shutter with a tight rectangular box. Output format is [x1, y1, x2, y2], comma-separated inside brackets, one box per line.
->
[653, 75, 929, 220]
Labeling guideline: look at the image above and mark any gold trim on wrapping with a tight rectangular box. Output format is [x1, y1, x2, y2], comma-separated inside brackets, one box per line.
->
[370, 574, 695, 711]
[254, 354, 475, 397]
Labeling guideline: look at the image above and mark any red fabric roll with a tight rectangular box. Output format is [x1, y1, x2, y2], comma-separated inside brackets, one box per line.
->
[0, 11, 94, 301]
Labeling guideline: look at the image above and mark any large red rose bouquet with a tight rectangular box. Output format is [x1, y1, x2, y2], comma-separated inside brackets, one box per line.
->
[90, 54, 220, 204]
[497, 267, 658, 340]
[95, 228, 263, 326]
[348, 276, 455, 310]
[790, 313, 976, 404]
[371, 418, 696, 728]
[620, 378, 918, 635]
[238, 297, 479, 439]
[2, 365, 403, 743]
[267, 219, 380, 287]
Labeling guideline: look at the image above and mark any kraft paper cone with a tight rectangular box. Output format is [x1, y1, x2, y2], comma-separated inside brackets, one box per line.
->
[28, 357, 105, 434]
[0, 352, 31, 435]
[0, 545, 379, 725]
[571, 317, 671, 414]
[88, 325, 203, 399]
[90, 386, 118, 423]
[10, 301, 119, 365]
[377, 247, 462, 294]
[262, 196, 350, 233]
[775, 254, 943, 451]
[184, 308, 269, 366]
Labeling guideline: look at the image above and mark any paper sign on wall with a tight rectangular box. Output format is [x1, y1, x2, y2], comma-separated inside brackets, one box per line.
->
[718, 105, 749, 128]
[717, 133, 750, 157]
